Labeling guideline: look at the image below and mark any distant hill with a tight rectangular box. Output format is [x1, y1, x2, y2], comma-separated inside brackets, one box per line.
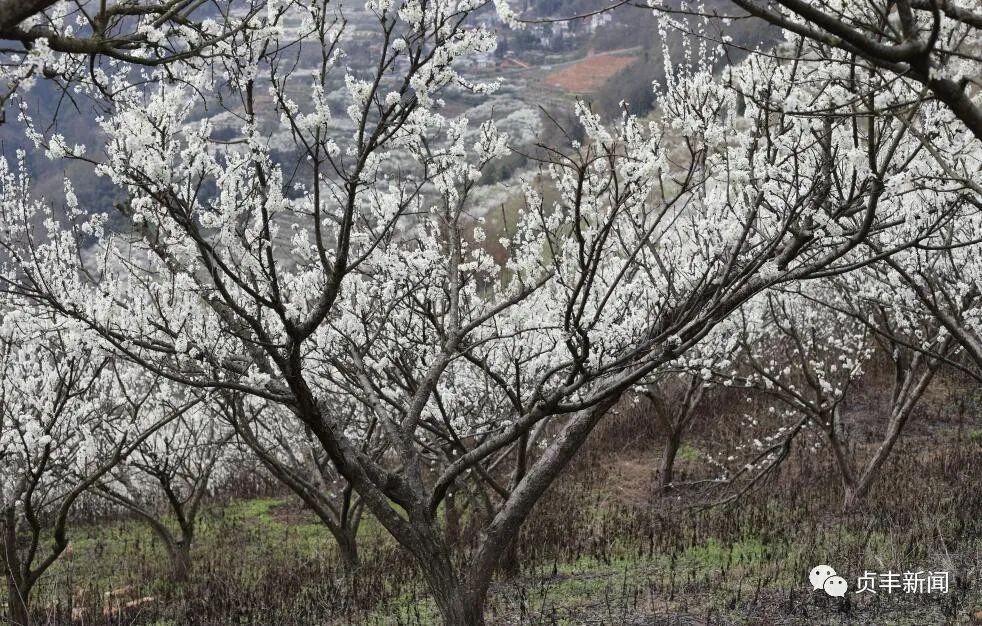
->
[495, 1, 781, 116]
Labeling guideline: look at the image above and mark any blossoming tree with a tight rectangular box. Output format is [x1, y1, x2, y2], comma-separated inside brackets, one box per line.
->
[0, 0, 252, 115]
[94, 398, 232, 583]
[694, 0, 982, 139]
[0, 306, 199, 625]
[714, 277, 955, 509]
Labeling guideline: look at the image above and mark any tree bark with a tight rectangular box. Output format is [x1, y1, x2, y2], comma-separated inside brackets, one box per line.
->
[840, 355, 940, 510]
[658, 431, 682, 492]
[336, 528, 359, 572]
[498, 538, 520, 578]
[647, 378, 703, 494]
[2, 507, 31, 626]
[169, 541, 192, 584]
[141, 515, 194, 585]
[5, 574, 31, 626]
[409, 527, 486, 626]
[438, 398, 618, 625]
[498, 433, 529, 578]
[443, 489, 461, 546]
[0, 0, 58, 31]
[842, 409, 911, 510]
[427, 575, 486, 626]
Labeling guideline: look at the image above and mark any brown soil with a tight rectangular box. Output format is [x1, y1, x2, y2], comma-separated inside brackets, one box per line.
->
[544, 53, 638, 93]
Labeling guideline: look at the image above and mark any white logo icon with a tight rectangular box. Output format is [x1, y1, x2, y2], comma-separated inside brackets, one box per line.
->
[809, 564, 836, 590]
[809, 565, 847, 596]
[823, 575, 848, 597]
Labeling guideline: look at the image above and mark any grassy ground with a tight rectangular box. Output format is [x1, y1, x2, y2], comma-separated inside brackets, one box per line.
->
[6, 404, 982, 625]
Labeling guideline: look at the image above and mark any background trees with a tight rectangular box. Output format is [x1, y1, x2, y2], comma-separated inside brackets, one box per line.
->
[95, 401, 231, 583]
[0, 0, 250, 121]
[720, 0, 982, 139]
[719, 277, 954, 509]
[0, 306, 198, 625]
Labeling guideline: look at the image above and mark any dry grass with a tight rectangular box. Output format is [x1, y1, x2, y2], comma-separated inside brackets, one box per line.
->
[7, 375, 982, 625]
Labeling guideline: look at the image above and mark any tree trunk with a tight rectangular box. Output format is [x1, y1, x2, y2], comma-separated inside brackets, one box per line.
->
[5, 574, 31, 626]
[498, 537, 521, 578]
[3, 508, 31, 626]
[499, 433, 529, 577]
[842, 458, 881, 511]
[428, 575, 486, 626]
[658, 431, 682, 492]
[337, 529, 359, 572]
[443, 490, 461, 546]
[842, 355, 939, 511]
[842, 417, 905, 510]
[169, 541, 192, 583]
[435, 399, 618, 625]
[842, 483, 861, 511]
[405, 523, 488, 626]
